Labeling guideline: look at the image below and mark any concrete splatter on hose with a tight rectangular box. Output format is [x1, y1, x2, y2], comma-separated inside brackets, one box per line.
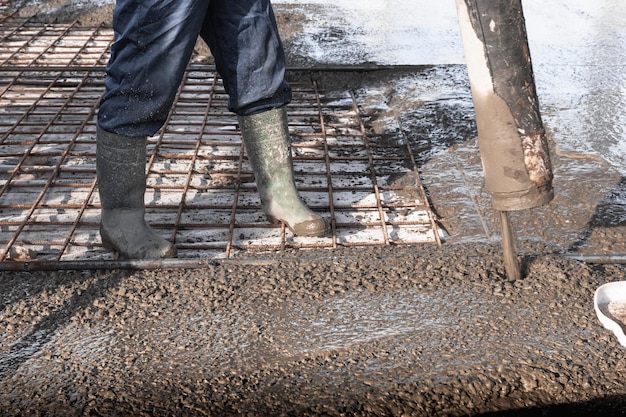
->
[456, 0, 553, 212]
[456, 0, 554, 280]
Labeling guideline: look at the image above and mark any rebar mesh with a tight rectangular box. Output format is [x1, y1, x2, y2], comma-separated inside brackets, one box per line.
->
[0, 3, 440, 265]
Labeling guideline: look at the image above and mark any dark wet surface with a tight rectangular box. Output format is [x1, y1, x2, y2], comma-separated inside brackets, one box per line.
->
[2, 0, 626, 416]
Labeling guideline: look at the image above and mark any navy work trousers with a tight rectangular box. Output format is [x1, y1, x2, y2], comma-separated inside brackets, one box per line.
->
[98, 0, 292, 137]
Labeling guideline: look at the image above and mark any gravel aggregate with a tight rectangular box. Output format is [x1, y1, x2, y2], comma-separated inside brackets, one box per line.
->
[2, 244, 626, 416]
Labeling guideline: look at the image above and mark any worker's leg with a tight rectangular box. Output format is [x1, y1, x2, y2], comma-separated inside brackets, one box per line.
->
[200, 0, 328, 236]
[96, 0, 210, 258]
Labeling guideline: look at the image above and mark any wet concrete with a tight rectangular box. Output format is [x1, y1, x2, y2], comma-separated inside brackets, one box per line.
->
[2, 245, 626, 416]
[2, 0, 626, 416]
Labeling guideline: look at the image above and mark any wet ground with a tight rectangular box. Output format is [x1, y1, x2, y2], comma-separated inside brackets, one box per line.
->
[2, 1, 626, 416]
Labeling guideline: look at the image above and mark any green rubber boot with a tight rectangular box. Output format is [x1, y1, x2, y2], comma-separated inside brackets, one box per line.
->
[238, 107, 328, 237]
[96, 127, 177, 259]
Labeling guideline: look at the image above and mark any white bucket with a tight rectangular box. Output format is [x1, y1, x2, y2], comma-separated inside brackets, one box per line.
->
[594, 281, 626, 347]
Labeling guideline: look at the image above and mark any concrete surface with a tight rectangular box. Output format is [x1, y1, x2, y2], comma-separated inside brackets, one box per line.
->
[1, 1, 626, 416]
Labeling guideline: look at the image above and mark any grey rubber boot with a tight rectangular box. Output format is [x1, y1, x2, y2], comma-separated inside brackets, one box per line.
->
[238, 107, 328, 237]
[96, 127, 177, 259]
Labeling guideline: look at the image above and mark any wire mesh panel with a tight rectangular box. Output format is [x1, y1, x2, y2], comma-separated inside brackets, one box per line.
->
[0, 4, 440, 265]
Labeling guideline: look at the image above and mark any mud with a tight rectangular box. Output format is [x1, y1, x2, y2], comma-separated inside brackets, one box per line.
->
[3, 1, 626, 416]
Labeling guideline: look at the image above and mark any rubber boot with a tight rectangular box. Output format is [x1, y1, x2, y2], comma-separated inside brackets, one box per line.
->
[96, 127, 177, 259]
[238, 107, 328, 237]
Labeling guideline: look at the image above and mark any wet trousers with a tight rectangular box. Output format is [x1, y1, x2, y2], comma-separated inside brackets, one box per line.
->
[98, 0, 292, 137]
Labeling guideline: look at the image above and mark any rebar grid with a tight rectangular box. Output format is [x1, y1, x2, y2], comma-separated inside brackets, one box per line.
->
[0, 5, 440, 265]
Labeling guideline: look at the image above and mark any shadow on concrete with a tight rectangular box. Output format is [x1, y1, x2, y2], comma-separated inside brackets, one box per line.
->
[0, 270, 128, 382]
[478, 394, 626, 417]
[569, 176, 626, 253]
